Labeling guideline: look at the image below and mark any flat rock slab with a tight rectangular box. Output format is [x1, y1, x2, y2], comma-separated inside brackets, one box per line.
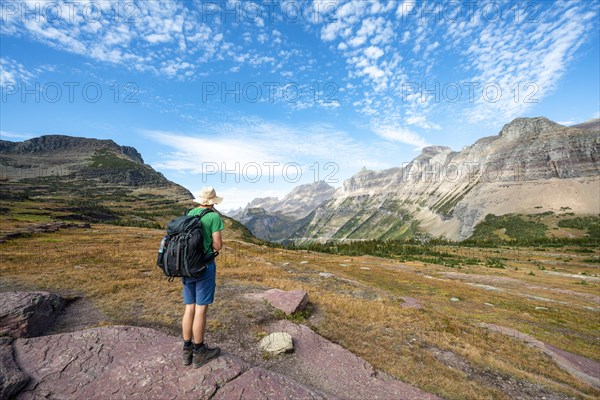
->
[479, 322, 600, 389]
[269, 321, 441, 400]
[0, 291, 65, 338]
[0, 337, 29, 400]
[13, 326, 247, 399]
[11, 325, 349, 399]
[215, 367, 331, 400]
[260, 289, 309, 315]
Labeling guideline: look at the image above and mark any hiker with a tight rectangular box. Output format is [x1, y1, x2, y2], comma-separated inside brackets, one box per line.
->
[181, 186, 224, 368]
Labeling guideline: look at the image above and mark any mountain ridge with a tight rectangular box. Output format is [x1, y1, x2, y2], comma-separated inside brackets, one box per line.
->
[234, 117, 599, 243]
[0, 135, 193, 229]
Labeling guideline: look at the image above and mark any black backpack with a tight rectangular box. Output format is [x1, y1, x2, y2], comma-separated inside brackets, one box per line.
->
[156, 209, 218, 280]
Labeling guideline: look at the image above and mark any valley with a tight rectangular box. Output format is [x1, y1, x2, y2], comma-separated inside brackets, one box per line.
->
[0, 130, 598, 399]
[0, 223, 598, 399]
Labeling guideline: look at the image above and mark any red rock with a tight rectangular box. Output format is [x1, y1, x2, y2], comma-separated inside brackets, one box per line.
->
[215, 367, 332, 399]
[13, 326, 247, 399]
[263, 289, 308, 315]
[400, 296, 424, 309]
[0, 337, 29, 399]
[268, 321, 442, 400]
[0, 292, 65, 338]
[479, 322, 600, 389]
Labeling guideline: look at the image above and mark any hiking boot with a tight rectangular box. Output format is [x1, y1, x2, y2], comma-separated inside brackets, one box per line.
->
[193, 344, 221, 368]
[183, 346, 193, 366]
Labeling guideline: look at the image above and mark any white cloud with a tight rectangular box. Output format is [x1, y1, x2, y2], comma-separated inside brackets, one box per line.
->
[452, 1, 598, 126]
[557, 120, 577, 126]
[405, 114, 442, 130]
[396, 1, 416, 18]
[0, 130, 37, 140]
[0, 57, 36, 87]
[215, 187, 288, 211]
[144, 119, 407, 184]
[372, 125, 429, 148]
[145, 33, 172, 44]
[364, 46, 384, 59]
[0, 1, 296, 81]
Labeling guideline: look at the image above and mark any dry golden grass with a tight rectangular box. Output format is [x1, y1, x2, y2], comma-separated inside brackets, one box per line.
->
[1, 224, 599, 400]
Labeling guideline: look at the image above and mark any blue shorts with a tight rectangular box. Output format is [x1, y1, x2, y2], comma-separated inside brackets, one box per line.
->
[182, 261, 216, 305]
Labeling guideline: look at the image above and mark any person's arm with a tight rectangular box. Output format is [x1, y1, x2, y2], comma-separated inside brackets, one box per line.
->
[212, 231, 222, 252]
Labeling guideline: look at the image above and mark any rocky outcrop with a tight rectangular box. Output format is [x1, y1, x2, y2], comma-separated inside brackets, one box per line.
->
[214, 367, 331, 399]
[0, 222, 91, 243]
[2, 291, 442, 399]
[269, 321, 442, 399]
[11, 324, 440, 399]
[570, 118, 600, 132]
[479, 322, 600, 389]
[0, 337, 28, 399]
[13, 326, 246, 399]
[0, 292, 65, 338]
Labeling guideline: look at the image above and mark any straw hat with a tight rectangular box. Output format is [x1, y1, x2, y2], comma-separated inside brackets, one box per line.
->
[193, 186, 223, 205]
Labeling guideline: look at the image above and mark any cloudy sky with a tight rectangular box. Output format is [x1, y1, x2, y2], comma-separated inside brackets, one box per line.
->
[1, 0, 599, 210]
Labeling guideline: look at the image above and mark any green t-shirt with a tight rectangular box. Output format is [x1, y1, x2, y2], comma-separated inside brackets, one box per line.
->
[187, 207, 224, 254]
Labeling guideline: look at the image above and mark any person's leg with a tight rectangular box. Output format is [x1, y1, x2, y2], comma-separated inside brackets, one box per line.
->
[182, 279, 197, 340]
[182, 304, 196, 341]
[191, 262, 220, 368]
[182, 279, 196, 366]
[192, 304, 208, 344]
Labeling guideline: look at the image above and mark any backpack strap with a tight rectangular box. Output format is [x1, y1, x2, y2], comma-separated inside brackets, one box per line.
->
[185, 208, 213, 218]
[197, 208, 213, 219]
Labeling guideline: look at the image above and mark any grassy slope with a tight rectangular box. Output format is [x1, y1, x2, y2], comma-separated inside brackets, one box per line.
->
[468, 213, 600, 243]
[1, 223, 599, 400]
[1, 173, 599, 399]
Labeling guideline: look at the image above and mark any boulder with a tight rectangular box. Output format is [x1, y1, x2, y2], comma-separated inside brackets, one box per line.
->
[263, 289, 308, 315]
[0, 337, 29, 399]
[0, 292, 65, 338]
[259, 332, 294, 355]
[319, 272, 334, 278]
[269, 321, 442, 399]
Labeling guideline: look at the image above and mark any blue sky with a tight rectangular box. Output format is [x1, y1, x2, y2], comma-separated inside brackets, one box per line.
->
[1, 0, 599, 210]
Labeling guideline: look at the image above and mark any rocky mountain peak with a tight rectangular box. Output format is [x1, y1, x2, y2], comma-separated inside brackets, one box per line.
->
[498, 117, 561, 140]
[248, 197, 279, 208]
[0, 135, 144, 164]
[421, 146, 452, 156]
[286, 181, 334, 197]
[571, 118, 600, 132]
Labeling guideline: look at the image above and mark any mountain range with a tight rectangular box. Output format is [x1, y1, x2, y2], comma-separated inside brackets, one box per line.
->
[0, 135, 193, 228]
[234, 117, 600, 243]
[229, 181, 336, 242]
